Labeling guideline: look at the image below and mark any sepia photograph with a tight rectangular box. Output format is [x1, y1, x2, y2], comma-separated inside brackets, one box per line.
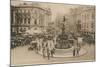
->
[10, 0, 95, 66]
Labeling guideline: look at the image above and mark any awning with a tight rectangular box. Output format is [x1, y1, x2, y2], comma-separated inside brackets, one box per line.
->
[25, 27, 46, 35]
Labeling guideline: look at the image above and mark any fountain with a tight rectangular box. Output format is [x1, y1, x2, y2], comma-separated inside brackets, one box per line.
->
[56, 16, 71, 49]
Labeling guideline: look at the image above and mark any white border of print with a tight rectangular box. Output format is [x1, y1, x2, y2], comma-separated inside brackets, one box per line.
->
[0, 0, 98, 67]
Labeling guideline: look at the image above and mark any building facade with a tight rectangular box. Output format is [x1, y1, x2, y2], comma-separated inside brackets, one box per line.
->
[70, 6, 95, 38]
[11, 3, 51, 35]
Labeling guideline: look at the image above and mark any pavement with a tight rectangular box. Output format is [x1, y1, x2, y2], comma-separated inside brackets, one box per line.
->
[11, 44, 94, 66]
[38, 46, 87, 58]
[11, 46, 47, 65]
[54, 47, 87, 58]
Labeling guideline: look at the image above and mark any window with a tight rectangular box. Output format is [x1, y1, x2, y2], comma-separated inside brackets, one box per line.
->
[24, 18, 26, 24]
[91, 23, 94, 28]
[20, 18, 22, 24]
[28, 18, 30, 24]
[92, 13, 94, 19]
[34, 19, 37, 25]
[24, 28, 26, 31]
[17, 18, 19, 24]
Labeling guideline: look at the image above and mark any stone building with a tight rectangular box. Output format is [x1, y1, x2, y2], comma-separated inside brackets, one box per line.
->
[70, 6, 95, 38]
[11, 3, 51, 35]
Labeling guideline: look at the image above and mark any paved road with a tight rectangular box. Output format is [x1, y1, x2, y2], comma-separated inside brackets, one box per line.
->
[11, 44, 95, 66]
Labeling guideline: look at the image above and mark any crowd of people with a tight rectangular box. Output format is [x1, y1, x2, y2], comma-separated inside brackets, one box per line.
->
[11, 35, 32, 48]
[30, 34, 82, 58]
[29, 34, 56, 60]
[11, 33, 83, 59]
